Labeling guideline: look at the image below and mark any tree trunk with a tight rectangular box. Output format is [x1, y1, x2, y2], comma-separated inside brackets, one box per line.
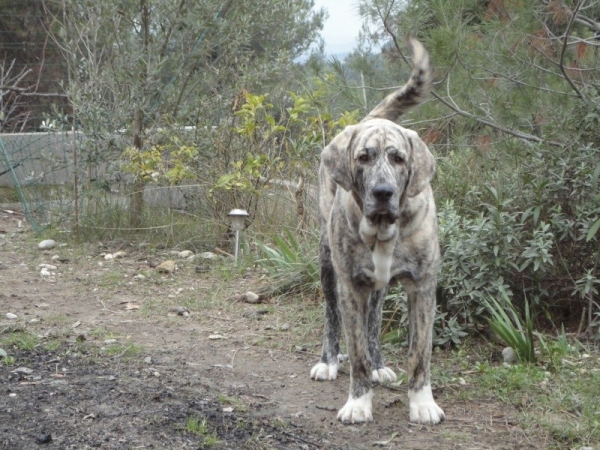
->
[130, 106, 144, 228]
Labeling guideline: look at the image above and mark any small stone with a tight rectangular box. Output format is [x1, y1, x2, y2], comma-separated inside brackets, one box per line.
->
[242, 309, 270, 318]
[177, 250, 194, 258]
[40, 268, 51, 277]
[156, 260, 176, 274]
[72, 321, 81, 328]
[458, 377, 466, 385]
[38, 239, 56, 250]
[0, 348, 7, 358]
[14, 367, 34, 375]
[104, 339, 117, 345]
[173, 306, 189, 316]
[6, 313, 17, 320]
[143, 357, 152, 364]
[51, 255, 60, 261]
[502, 347, 518, 364]
[134, 274, 146, 281]
[36, 433, 52, 444]
[39, 264, 57, 270]
[244, 291, 260, 304]
[8, 393, 17, 398]
[209, 334, 226, 340]
[113, 251, 127, 258]
[580, 447, 593, 450]
[279, 323, 290, 331]
[200, 252, 217, 260]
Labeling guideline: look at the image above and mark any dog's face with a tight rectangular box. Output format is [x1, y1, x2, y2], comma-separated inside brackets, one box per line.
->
[322, 119, 435, 224]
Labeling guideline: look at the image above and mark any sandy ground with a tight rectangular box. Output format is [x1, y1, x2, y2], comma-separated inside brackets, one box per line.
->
[0, 211, 542, 449]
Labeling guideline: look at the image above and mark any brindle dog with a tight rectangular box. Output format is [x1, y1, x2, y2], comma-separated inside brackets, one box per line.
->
[310, 39, 445, 425]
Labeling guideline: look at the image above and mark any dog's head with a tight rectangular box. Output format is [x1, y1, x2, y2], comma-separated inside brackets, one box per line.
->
[321, 119, 435, 224]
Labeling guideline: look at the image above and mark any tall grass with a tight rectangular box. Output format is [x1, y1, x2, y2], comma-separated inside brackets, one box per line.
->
[256, 228, 320, 298]
[485, 288, 536, 363]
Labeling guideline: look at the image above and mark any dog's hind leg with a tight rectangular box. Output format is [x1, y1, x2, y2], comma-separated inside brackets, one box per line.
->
[310, 239, 343, 381]
[404, 276, 445, 424]
[368, 288, 397, 384]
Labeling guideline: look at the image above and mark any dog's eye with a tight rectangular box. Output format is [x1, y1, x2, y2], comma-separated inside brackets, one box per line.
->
[358, 154, 369, 163]
[392, 154, 405, 164]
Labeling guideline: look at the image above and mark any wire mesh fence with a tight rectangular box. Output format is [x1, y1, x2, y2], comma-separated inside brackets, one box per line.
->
[0, 131, 82, 232]
[0, 129, 318, 257]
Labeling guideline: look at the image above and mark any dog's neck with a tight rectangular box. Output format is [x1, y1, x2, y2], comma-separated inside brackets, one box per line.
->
[359, 216, 398, 249]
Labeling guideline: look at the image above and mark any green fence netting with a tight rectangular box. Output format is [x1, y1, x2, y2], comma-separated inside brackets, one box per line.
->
[0, 131, 230, 241]
[0, 132, 83, 232]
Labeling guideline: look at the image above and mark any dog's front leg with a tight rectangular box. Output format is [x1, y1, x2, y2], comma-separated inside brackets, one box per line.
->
[404, 276, 445, 424]
[337, 281, 374, 423]
[368, 288, 397, 383]
[310, 240, 343, 381]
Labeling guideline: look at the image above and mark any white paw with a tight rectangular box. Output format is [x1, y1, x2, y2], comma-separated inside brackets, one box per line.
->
[310, 362, 338, 381]
[372, 367, 397, 383]
[408, 384, 445, 424]
[337, 390, 374, 423]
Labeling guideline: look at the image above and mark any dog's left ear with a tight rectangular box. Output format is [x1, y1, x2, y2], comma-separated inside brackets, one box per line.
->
[406, 131, 435, 197]
[321, 125, 357, 192]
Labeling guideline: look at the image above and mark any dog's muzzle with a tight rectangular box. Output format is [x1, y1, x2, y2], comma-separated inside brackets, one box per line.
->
[367, 183, 399, 224]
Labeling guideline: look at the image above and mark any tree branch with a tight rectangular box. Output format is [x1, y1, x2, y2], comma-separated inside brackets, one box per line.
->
[573, 15, 600, 33]
[559, 0, 587, 102]
[377, 7, 566, 148]
[431, 91, 564, 147]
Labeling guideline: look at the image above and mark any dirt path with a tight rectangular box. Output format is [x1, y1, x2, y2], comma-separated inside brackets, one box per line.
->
[0, 212, 539, 449]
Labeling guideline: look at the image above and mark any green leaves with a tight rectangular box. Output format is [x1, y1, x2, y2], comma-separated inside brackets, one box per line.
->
[255, 230, 319, 297]
[586, 218, 600, 242]
[485, 289, 536, 363]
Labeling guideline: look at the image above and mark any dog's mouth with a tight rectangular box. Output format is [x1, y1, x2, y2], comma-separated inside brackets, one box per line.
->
[364, 190, 400, 225]
[367, 211, 399, 225]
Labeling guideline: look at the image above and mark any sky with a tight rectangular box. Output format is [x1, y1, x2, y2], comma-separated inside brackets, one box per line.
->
[312, 0, 363, 56]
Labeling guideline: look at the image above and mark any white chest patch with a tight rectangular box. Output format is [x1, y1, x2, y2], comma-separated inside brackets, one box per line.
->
[372, 241, 393, 290]
[359, 217, 397, 289]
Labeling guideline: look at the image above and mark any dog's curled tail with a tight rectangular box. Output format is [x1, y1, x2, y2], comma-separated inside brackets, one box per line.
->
[362, 39, 433, 123]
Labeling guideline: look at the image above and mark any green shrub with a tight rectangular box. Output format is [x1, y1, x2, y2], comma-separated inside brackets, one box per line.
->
[256, 229, 320, 298]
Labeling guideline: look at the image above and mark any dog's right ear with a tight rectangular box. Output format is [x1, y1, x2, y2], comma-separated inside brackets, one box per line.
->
[321, 125, 357, 192]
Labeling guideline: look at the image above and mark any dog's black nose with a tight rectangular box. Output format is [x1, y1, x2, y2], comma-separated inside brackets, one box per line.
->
[372, 184, 394, 201]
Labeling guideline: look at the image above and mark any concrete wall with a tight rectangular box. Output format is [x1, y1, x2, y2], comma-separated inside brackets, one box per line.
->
[0, 132, 80, 187]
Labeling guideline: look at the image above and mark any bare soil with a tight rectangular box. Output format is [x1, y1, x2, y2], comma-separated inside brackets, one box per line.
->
[0, 212, 547, 449]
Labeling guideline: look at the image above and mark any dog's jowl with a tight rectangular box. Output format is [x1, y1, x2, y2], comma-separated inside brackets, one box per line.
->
[310, 39, 445, 425]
